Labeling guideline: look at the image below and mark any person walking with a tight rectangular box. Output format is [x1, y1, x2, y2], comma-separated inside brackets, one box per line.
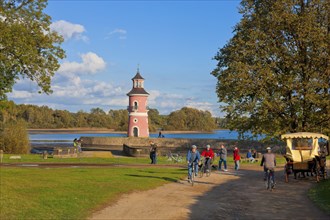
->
[149, 142, 157, 164]
[233, 147, 241, 170]
[77, 139, 82, 153]
[218, 145, 228, 171]
[186, 145, 201, 183]
[260, 147, 276, 184]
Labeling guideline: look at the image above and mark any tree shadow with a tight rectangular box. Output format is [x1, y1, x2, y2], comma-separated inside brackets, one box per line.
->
[137, 168, 186, 175]
[187, 167, 328, 219]
[125, 174, 179, 183]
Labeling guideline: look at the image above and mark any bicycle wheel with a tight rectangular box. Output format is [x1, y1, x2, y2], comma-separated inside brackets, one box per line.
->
[199, 164, 204, 178]
[206, 170, 211, 177]
[270, 172, 275, 191]
[267, 174, 272, 190]
[191, 165, 195, 186]
[265, 171, 270, 189]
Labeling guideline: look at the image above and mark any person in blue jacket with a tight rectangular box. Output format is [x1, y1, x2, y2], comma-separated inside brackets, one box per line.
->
[186, 145, 201, 183]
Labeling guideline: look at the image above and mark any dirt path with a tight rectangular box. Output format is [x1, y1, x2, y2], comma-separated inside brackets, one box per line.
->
[89, 164, 329, 220]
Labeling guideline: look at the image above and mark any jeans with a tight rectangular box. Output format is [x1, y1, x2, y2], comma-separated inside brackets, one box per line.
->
[150, 153, 157, 164]
[264, 167, 275, 183]
[234, 160, 240, 170]
[204, 158, 212, 171]
[188, 162, 198, 179]
[219, 158, 227, 170]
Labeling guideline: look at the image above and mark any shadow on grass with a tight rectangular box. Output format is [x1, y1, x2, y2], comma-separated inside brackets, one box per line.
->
[137, 168, 186, 175]
[125, 174, 179, 182]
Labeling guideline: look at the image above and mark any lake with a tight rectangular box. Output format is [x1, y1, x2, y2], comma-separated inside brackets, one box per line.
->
[29, 130, 261, 144]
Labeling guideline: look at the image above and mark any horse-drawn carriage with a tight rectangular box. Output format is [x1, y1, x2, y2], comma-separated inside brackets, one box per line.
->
[281, 132, 329, 182]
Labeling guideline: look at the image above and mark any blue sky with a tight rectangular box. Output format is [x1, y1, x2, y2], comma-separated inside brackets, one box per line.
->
[8, 0, 242, 117]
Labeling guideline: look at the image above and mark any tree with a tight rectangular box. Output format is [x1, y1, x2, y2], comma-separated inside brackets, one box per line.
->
[108, 109, 128, 131]
[0, 119, 29, 153]
[212, 0, 330, 138]
[148, 108, 166, 132]
[165, 107, 217, 131]
[0, 0, 65, 99]
[90, 107, 106, 115]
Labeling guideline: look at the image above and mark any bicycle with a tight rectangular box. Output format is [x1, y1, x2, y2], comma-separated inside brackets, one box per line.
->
[167, 151, 183, 163]
[265, 169, 275, 191]
[199, 157, 211, 178]
[188, 162, 197, 186]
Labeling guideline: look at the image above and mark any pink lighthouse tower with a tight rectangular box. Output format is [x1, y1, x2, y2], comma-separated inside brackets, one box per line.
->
[127, 70, 150, 137]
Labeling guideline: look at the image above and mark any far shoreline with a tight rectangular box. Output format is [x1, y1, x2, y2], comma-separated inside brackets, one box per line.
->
[28, 128, 227, 134]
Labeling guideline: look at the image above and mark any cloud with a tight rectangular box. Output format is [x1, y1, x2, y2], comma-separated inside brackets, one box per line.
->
[50, 20, 88, 41]
[9, 90, 33, 99]
[105, 28, 127, 40]
[58, 52, 106, 75]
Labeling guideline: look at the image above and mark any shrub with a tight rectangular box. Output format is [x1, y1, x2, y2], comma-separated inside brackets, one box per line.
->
[0, 120, 29, 154]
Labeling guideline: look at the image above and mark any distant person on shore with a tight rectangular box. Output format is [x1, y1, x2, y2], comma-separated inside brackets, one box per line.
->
[186, 145, 200, 183]
[201, 145, 215, 172]
[158, 131, 162, 138]
[246, 149, 255, 163]
[73, 138, 78, 148]
[233, 147, 241, 170]
[218, 145, 228, 171]
[77, 139, 82, 153]
[149, 142, 157, 164]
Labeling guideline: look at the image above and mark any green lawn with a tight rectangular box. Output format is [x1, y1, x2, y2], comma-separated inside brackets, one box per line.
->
[1, 153, 289, 166]
[1, 153, 186, 165]
[308, 179, 330, 214]
[0, 166, 186, 220]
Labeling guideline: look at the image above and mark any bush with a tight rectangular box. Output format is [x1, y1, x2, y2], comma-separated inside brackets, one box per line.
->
[0, 120, 29, 154]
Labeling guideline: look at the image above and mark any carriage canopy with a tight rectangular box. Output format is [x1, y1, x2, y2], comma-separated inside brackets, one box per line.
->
[281, 132, 329, 162]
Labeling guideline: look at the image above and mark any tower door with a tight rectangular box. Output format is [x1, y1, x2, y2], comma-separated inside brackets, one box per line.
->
[133, 127, 138, 137]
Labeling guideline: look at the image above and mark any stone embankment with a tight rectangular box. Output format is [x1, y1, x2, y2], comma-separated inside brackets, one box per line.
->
[81, 137, 282, 156]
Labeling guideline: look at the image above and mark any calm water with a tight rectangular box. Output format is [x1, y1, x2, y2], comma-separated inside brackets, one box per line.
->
[29, 130, 261, 143]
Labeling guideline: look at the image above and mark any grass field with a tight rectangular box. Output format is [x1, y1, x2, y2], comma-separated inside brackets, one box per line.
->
[1, 153, 289, 165]
[308, 179, 330, 214]
[0, 153, 327, 219]
[1, 153, 186, 165]
[0, 166, 186, 220]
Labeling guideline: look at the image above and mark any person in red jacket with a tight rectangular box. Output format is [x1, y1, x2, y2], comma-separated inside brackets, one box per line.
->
[201, 145, 215, 172]
[233, 147, 241, 170]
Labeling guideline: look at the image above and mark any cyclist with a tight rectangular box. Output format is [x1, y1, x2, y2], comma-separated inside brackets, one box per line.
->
[201, 145, 215, 173]
[260, 147, 276, 186]
[187, 145, 200, 183]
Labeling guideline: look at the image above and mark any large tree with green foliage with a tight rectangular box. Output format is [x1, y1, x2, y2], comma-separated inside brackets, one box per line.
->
[0, 0, 65, 99]
[165, 107, 217, 132]
[212, 0, 330, 138]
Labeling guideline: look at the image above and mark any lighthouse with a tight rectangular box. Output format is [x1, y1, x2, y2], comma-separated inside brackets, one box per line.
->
[127, 70, 150, 137]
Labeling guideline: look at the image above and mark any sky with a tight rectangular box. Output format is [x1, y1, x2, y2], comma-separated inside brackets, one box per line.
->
[8, 0, 242, 117]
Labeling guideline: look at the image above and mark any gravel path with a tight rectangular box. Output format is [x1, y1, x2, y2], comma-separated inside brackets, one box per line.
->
[89, 164, 329, 220]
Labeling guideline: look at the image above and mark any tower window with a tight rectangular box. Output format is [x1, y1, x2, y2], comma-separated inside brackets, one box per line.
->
[134, 101, 138, 110]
